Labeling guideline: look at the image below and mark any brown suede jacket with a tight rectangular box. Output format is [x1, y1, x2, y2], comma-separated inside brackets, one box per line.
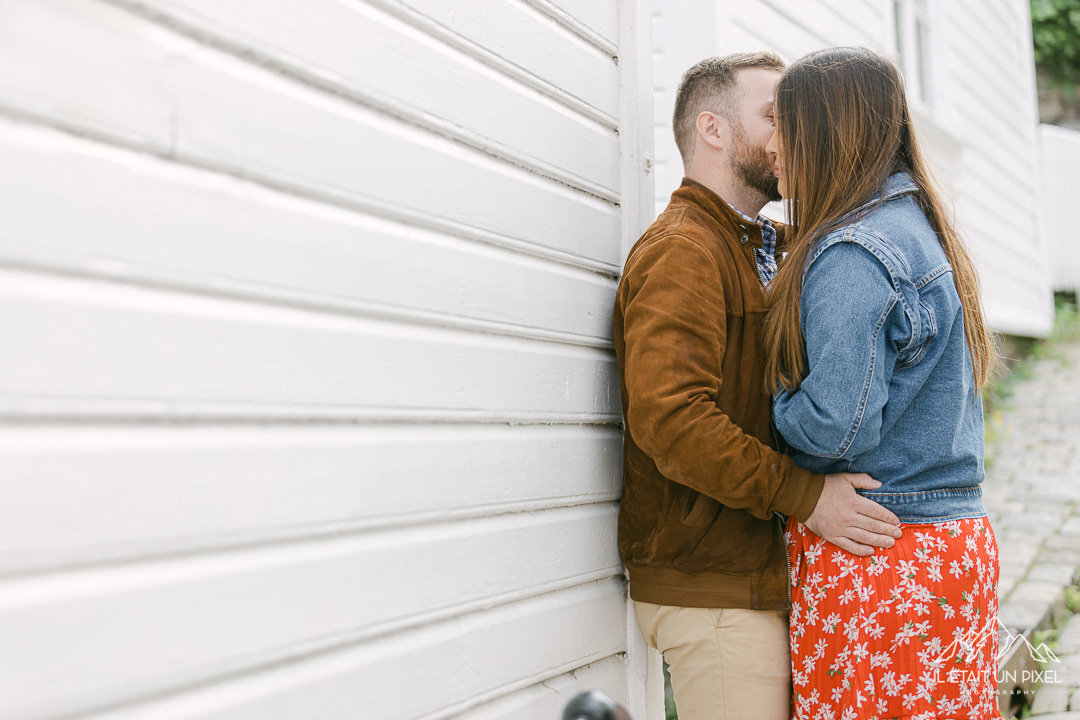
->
[613, 179, 825, 610]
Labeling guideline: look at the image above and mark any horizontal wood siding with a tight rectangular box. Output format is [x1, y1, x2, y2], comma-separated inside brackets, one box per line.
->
[940, 0, 1053, 335]
[0, 0, 645, 717]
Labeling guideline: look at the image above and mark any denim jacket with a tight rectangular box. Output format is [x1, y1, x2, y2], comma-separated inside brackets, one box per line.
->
[773, 172, 986, 523]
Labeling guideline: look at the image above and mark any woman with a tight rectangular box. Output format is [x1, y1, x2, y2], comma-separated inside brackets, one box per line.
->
[764, 48, 1002, 719]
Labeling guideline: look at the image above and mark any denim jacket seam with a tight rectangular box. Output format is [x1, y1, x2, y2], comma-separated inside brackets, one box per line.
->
[804, 228, 852, 278]
[861, 486, 982, 497]
[863, 487, 985, 522]
[808, 227, 909, 288]
[893, 510, 989, 522]
[922, 297, 938, 339]
[915, 263, 952, 289]
[805, 227, 906, 286]
[834, 291, 898, 459]
[872, 230, 914, 278]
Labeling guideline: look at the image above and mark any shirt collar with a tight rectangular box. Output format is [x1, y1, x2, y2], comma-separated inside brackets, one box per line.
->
[721, 197, 767, 227]
[720, 198, 777, 261]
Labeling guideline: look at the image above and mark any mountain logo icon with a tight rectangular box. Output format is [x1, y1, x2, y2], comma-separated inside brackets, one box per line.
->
[934, 616, 1061, 667]
[1032, 643, 1061, 664]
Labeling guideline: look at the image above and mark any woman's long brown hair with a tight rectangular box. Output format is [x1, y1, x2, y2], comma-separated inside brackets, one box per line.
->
[764, 47, 996, 393]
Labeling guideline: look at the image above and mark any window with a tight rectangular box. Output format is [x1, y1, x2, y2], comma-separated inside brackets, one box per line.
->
[893, 0, 934, 107]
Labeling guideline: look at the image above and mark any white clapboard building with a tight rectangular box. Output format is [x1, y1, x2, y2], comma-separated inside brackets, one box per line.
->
[0, 1, 1068, 719]
[1040, 123, 1080, 294]
[655, 0, 1057, 336]
[0, 0, 656, 718]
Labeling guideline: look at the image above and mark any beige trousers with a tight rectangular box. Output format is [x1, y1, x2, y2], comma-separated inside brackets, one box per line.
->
[633, 601, 792, 720]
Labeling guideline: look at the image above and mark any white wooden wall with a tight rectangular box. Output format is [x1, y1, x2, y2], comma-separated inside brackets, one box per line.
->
[652, 0, 1055, 337]
[0, 1, 655, 718]
[1039, 124, 1080, 294]
[938, 0, 1054, 336]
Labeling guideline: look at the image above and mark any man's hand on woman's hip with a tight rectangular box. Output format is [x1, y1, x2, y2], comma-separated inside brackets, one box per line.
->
[803, 473, 902, 556]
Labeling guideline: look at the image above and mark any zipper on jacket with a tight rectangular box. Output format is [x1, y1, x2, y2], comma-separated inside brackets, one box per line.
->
[762, 283, 787, 606]
[786, 515, 794, 613]
[782, 517, 792, 607]
[752, 246, 768, 289]
[748, 223, 785, 604]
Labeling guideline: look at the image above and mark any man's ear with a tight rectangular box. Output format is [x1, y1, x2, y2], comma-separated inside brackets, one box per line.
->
[696, 111, 730, 152]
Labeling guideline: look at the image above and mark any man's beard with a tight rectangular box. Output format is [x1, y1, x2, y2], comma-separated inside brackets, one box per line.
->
[730, 122, 781, 202]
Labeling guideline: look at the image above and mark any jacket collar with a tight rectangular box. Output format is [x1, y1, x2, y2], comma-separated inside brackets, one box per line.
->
[837, 172, 919, 223]
[672, 178, 765, 248]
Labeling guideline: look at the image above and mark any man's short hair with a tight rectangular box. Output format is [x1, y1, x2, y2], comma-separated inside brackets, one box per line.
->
[673, 52, 785, 164]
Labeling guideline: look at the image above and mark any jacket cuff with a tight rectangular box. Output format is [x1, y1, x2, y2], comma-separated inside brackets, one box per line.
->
[771, 463, 825, 523]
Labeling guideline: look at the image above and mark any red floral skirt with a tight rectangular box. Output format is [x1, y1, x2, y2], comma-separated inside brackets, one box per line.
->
[785, 514, 1003, 720]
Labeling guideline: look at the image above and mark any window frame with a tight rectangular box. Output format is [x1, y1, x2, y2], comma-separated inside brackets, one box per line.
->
[891, 0, 937, 112]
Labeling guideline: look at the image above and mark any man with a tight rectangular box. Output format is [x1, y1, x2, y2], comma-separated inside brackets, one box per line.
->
[613, 53, 904, 720]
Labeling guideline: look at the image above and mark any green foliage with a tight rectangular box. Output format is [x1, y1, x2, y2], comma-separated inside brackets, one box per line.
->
[1066, 583, 1080, 614]
[663, 661, 678, 720]
[1050, 297, 1080, 343]
[1032, 626, 1058, 655]
[1030, 296, 1080, 365]
[1031, 0, 1080, 85]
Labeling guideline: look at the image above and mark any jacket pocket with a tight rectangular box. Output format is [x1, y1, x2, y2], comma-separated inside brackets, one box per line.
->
[662, 484, 720, 546]
[681, 487, 717, 526]
[672, 503, 777, 575]
[656, 487, 770, 574]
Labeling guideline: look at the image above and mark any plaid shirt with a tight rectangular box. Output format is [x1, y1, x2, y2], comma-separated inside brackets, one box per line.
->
[723, 200, 778, 287]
